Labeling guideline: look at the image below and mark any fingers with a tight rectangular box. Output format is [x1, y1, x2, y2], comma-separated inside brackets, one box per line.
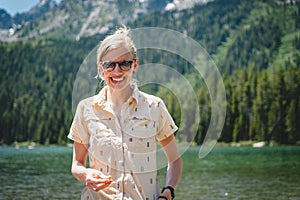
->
[85, 170, 113, 192]
[86, 181, 111, 192]
[86, 177, 112, 186]
[86, 174, 112, 184]
[86, 175, 108, 183]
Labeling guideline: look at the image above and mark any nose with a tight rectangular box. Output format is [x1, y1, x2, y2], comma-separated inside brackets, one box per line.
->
[113, 63, 122, 72]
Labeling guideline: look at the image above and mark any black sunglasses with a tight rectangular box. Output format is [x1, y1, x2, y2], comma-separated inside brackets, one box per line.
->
[101, 60, 135, 72]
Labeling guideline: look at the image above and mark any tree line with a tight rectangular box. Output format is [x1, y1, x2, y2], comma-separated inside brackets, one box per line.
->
[1, 40, 299, 145]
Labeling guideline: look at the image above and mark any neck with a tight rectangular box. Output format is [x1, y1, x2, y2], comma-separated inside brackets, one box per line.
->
[107, 85, 133, 107]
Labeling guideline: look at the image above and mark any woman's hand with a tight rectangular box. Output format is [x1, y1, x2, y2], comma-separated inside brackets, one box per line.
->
[157, 189, 172, 200]
[71, 142, 113, 192]
[85, 169, 113, 192]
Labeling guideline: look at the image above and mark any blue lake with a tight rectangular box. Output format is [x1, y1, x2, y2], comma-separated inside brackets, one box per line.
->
[0, 146, 299, 199]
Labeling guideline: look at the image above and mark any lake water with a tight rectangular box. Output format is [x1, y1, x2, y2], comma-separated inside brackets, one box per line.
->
[0, 146, 299, 199]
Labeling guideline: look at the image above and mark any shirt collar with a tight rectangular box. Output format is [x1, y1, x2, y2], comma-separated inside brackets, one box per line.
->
[130, 83, 140, 105]
[93, 83, 140, 107]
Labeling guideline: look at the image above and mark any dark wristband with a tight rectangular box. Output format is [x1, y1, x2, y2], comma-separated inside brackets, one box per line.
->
[161, 186, 175, 199]
[158, 195, 168, 200]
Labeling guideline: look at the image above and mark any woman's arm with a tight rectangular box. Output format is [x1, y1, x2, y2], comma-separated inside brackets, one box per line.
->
[71, 141, 89, 182]
[71, 141, 112, 192]
[159, 134, 182, 200]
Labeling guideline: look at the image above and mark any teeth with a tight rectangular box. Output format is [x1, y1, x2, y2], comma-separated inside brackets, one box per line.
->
[112, 77, 124, 81]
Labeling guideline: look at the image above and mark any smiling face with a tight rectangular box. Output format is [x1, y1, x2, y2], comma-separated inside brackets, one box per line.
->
[99, 45, 138, 91]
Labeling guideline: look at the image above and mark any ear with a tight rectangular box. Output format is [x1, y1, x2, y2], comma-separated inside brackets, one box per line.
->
[133, 59, 139, 72]
[97, 63, 104, 77]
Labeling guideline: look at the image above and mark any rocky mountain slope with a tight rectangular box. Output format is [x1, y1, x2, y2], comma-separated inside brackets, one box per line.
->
[0, 0, 57, 37]
[0, 0, 211, 41]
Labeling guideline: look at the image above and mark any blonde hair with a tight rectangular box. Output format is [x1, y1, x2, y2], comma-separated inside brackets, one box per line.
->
[96, 26, 137, 67]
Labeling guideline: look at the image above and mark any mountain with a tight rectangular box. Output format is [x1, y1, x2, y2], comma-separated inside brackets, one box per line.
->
[13, 0, 57, 25]
[0, 0, 210, 41]
[0, 0, 57, 40]
[0, 9, 13, 29]
[130, 0, 300, 72]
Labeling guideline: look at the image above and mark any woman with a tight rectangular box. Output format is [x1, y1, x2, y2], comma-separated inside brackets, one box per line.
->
[68, 26, 182, 200]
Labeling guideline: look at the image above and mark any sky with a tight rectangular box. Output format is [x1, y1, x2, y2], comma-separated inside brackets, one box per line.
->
[0, 0, 61, 15]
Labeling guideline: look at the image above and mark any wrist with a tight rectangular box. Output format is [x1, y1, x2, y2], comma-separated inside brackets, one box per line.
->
[161, 190, 172, 200]
[161, 186, 175, 199]
[158, 195, 168, 200]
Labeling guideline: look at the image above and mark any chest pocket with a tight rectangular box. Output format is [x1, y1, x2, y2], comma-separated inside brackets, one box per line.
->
[85, 115, 113, 138]
[123, 117, 157, 152]
[87, 116, 122, 166]
[125, 117, 156, 139]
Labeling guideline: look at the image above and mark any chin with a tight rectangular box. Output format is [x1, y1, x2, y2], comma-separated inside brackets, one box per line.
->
[107, 81, 129, 90]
